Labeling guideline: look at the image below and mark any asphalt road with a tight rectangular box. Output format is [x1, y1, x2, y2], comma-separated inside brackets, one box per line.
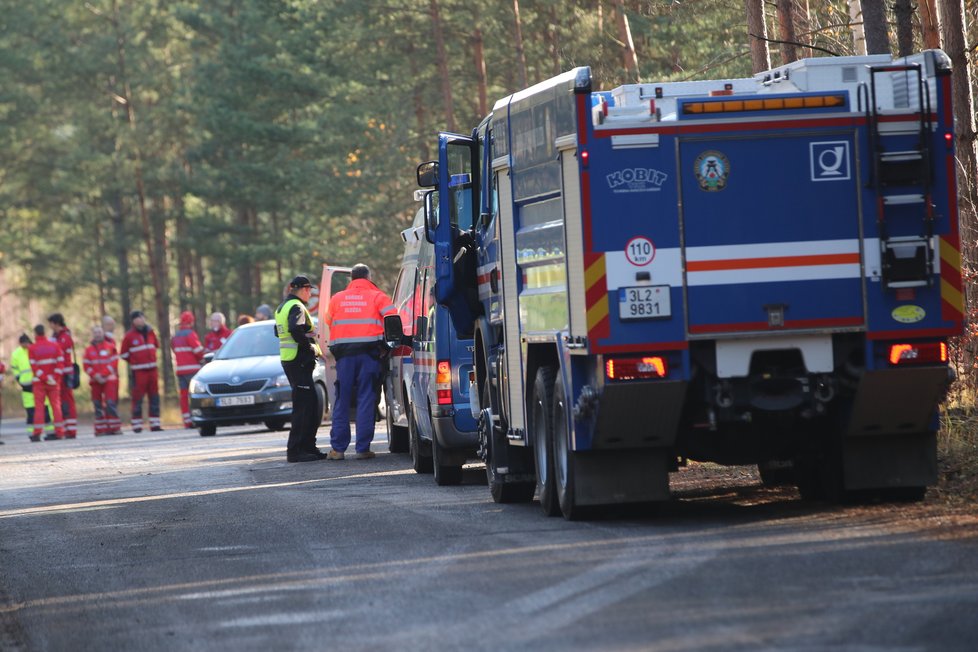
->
[1, 420, 977, 651]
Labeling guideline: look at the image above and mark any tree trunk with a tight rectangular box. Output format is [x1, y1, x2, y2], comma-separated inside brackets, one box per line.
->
[407, 42, 429, 162]
[894, 0, 914, 56]
[939, 0, 978, 384]
[236, 206, 254, 316]
[472, 8, 489, 118]
[111, 0, 171, 394]
[94, 211, 107, 319]
[512, 0, 529, 88]
[746, 0, 771, 73]
[849, 0, 867, 55]
[777, 0, 798, 64]
[152, 199, 174, 394]
[174, 194, 193, 309]
[429, 0, 456, 132]
[919, 0, 941, 49]
[861, 0, 890, 54]
[110, 193, 132, 328]
[548, 5, 561, 77]
[613, 0, 639, 82]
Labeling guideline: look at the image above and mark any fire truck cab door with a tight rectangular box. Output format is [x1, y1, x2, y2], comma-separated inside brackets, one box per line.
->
[431, 132, 479, 332]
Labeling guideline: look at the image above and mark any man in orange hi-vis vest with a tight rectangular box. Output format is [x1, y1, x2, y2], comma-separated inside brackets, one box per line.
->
[324, 264, 395, 460]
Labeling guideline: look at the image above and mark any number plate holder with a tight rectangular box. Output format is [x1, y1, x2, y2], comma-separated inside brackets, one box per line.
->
[618, 285, 671, 321]
[217, 395, 256, 407]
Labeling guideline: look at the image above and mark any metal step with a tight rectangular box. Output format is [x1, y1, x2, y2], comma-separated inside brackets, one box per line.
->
[882, 193, 925, 205]
[879, 150, 924, 162]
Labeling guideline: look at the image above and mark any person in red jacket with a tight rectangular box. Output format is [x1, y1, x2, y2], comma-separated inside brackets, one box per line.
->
[204, 312, 232, 354]
[48, 313, 78, 438]
[84, 325, 121, 436]
[28, 324, 66, 441]
[120, 310, 163, 433]
[172, 311, 205, 428]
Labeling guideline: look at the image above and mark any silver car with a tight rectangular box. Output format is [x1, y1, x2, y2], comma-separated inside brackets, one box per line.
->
[188, 321, 327, 437]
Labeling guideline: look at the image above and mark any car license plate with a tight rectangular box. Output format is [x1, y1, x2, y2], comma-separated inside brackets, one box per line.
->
[619, 286, 671, 320]
[217, 395, 256, 407]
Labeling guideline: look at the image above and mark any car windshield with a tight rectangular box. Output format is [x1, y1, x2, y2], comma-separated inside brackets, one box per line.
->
[215, 324, 280, 359]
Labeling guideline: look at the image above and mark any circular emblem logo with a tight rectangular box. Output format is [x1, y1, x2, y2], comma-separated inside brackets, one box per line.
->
[892, 305, 925, 324]
[231, 375, 241, 384]
[694, 150, 730, 192]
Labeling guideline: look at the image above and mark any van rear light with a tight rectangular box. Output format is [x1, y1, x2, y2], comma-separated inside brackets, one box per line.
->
[436, 360, 452, 404]
[888, 342, 947, 365]
[606, 356, 667, 380]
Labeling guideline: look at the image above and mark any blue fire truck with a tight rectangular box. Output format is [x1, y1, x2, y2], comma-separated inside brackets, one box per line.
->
[415, 51, 962, 519]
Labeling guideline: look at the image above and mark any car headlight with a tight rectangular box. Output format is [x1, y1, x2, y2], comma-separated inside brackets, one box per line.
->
[272, 373, 290, 388]
[189, 378, 207, 394]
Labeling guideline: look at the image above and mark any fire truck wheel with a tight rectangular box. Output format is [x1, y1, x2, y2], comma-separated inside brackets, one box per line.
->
[531, 366, 560, 516]
[432, 437, 463, 486]
[408, 402, 433, 474]
[552, 372, 586, 521]
[483, 383, 535, 503]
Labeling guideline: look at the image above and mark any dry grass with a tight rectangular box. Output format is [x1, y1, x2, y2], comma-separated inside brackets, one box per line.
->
[936, 400, 978, 506]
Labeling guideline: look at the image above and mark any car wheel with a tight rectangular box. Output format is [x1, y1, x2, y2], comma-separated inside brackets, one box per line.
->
[408, 402, 432, 474]
[199, 424, 217, 437]
[432, 435, 463, 486]
[386, 396, 409, 454]
[264, 419, 287, 432]
[315, 382, 327, 425]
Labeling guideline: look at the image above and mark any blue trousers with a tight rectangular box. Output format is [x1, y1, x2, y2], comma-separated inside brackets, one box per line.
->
[330, 352, 380, 454]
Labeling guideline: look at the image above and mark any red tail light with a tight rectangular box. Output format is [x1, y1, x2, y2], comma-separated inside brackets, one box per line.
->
[888, 342, 947, 365]
[606, 356, 667, 380]
[436, 360, 452, 404]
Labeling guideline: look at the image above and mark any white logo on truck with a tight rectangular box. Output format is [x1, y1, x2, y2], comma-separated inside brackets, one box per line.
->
[607, 168, 668, 193]
[810, 141, 851, 181]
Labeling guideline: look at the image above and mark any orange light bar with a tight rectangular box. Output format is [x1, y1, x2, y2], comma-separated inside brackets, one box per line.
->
[606, 356, 668, 380]
[888, 342, 948, 366]
[682, 94, 846, 115]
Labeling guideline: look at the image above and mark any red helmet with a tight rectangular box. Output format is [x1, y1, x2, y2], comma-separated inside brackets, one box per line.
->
[179, 311, 195, 326]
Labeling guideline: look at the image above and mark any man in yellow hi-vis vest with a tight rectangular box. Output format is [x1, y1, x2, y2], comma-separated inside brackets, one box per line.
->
[275, 275, 325, 463]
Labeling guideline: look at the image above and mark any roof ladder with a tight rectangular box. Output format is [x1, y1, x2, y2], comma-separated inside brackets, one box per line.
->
[860, 63, 935, 290]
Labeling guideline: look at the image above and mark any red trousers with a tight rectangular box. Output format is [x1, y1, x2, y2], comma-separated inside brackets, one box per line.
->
[131, 369, 161, 430]
[60, 380, 77, 435]
[33, 380, 65, 437]
[91, 380, 120, 434]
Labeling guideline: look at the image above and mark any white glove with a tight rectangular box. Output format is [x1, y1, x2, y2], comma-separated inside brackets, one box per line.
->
[46, 376, 56, 386]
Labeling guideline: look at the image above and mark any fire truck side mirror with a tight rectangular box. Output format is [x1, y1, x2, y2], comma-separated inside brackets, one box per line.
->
[417, 161, 439, 188]
[383, 314, 407, 345]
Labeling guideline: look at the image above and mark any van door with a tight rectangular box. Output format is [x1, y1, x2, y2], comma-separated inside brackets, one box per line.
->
[318, 264, 352, 414]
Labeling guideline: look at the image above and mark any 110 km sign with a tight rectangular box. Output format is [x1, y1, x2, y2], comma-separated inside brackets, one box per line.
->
[625, 236, 655, 266]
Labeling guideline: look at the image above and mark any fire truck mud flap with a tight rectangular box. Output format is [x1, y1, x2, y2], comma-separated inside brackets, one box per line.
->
[840, 367, 946, 490]
[589, 380, 687, 449]
[569, 449, 672, 507]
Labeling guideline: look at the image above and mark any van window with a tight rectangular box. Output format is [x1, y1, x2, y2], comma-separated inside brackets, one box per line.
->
[331, 271, 350, 296]
[392, 267, 416, 336]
